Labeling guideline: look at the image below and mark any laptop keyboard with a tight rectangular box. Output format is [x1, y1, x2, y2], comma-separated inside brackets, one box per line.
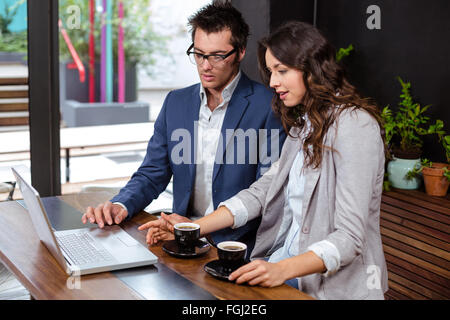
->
[57, 232, 115, 266]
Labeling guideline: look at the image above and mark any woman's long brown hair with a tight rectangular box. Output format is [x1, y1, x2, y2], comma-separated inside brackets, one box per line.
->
[258, 21, 385, 169]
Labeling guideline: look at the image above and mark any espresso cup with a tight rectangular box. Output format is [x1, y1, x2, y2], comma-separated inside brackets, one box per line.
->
[217, 241, 247, 274]
[174, 222, 200, 253]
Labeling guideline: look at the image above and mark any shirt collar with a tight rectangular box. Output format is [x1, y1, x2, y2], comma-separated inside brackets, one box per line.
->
[199, 70, 242, 105]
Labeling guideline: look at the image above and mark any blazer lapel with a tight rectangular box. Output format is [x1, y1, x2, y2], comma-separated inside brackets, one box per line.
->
[265, 129, 302, 206]
[212, 74, 252, 183]
[265, 125, 322, 214]
[185, 85, 201, 188]
[301, 134, 324, 220]
[301, 162, 321, 219]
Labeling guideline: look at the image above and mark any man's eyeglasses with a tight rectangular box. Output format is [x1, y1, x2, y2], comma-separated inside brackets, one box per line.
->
[186, 43, 237, 67]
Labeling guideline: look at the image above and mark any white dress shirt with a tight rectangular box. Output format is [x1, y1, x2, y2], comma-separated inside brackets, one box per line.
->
[189, 70, 242, 218]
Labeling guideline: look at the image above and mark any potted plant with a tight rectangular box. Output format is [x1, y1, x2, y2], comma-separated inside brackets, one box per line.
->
[382, 77, 436, 190]
[418, 121, 450, 196]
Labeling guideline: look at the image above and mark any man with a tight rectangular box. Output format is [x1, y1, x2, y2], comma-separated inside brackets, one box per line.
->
[82, 3, 285, 250]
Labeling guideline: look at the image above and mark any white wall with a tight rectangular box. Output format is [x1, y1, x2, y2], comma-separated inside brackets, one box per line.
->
[137, 0, 211, 121]
[138, 0, 211, 90]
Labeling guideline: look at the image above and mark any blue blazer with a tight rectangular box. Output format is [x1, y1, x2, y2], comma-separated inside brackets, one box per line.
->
[111, 73, 286, 248]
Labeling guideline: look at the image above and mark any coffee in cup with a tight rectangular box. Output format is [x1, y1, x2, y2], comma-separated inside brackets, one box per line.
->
[174, 222, 200, 253]
[217, 241, 247, 274]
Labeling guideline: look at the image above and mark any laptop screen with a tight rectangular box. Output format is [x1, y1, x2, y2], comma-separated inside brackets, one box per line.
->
[12, 167, 69, 273]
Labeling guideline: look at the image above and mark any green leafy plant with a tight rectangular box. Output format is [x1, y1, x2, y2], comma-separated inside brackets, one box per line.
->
[444, 168, 450, 181]
[381, 105, 395, 148]
[407, 157, 450, 182]
[436, 131, 450, 181]
[381, 77, 444, 191]
[381, 77, 437, 156]
[336, 44, 354, 62]
[0, 0, 19, 35]
[58, 0, 169, 75]
[0, 0, 27, 53]
[0, 30, 27, 53]
[383, 173, 392, 192]
[405, 121, 450, 182]
[405, 158, 431, 180]
[443, 135, 450, 164]
[423, 120, 450, 181]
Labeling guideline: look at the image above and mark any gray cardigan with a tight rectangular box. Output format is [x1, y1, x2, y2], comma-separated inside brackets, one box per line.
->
[233, 108, 388, 299]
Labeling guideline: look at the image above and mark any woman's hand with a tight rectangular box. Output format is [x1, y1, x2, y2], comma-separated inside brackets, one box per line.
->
[228, 260, 288, 288]
[229, 251, 326, 288]
[138, 212, 191, 245]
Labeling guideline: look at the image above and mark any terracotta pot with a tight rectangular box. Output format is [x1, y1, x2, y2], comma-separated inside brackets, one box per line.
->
[422, 163, 450, 197]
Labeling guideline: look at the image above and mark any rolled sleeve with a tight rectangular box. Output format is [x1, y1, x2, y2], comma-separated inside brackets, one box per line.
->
[218, 197, 249, 229]
[307, 240, 341, 277]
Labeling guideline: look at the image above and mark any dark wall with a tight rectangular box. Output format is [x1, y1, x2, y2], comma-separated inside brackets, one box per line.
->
[270, 0, 315, 30]
[232, 0, 316, 81]
[316, 0, 450, 162]
[233, 0, 450, 162]
[232, 0, 270, 82]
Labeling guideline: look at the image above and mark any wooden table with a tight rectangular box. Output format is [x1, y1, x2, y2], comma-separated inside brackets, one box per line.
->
[0, 192, 313, 300]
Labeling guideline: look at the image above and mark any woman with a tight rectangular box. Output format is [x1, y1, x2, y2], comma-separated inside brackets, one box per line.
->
[140, 21, 388, 300]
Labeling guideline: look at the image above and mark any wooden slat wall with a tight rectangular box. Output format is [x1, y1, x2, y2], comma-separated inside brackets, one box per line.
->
[0, 90, 28, 99]
[0, 77, 29, 127]
[0, 102, 28, 112]
[0, 115, 29, 126]
[381, 189, 450, 300]
[0, 77, 28, 86]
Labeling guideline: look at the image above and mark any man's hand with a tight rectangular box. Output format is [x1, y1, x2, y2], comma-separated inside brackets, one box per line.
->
[82, 201, 128, 228]
[138, 212, 191, 245]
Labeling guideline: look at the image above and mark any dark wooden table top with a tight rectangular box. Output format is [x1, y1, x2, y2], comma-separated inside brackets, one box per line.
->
[0, 192, 313, 300]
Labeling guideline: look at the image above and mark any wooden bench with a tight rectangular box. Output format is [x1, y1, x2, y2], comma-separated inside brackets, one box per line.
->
[0, 77, 29, 129]
[381, 188, 450, 299]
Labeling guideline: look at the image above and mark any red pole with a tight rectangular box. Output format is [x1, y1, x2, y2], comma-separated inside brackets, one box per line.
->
[89, 0, 95, 103]
[118, 1, 125, 103]
[59, 19, 85, 83]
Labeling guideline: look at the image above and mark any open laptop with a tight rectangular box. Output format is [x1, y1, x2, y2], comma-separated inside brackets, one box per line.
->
[12, 167, 158, 276]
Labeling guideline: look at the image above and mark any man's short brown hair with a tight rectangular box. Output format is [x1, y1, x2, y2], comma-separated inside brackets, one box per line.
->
[188, 3, 250, 52]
